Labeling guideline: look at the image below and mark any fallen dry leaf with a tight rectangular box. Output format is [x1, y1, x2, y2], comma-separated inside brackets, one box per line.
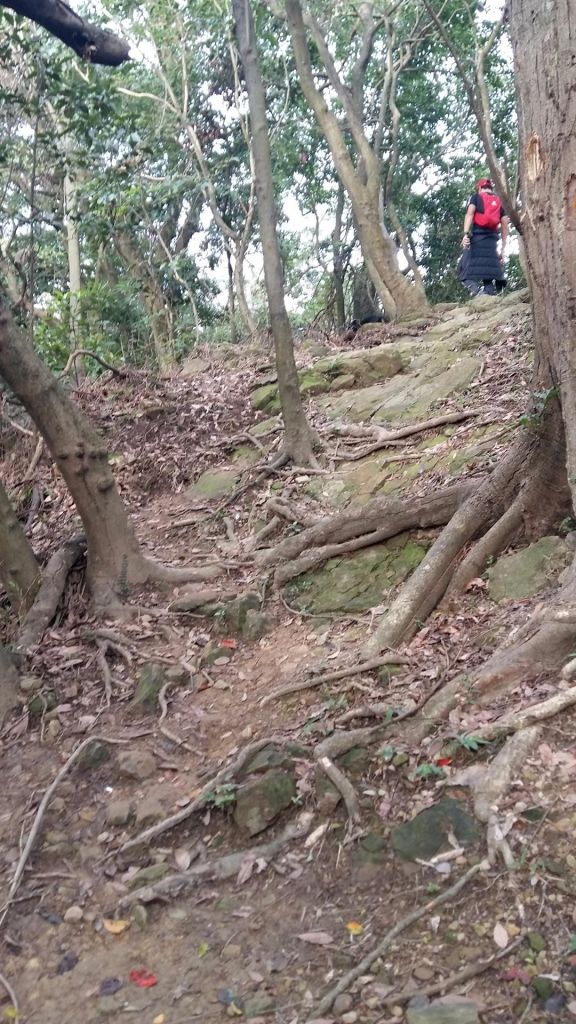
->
[103, 919, 130, 935]
[297, 931, 334, 946]
[174, 847, 192, 871]
[493, 922, 509, 949]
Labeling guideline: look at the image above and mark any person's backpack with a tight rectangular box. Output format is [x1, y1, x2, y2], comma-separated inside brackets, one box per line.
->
[473, 194, 502, 230]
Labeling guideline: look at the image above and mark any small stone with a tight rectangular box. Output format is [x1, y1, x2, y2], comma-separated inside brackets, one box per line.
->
[240, 725, 253, 740]
[133, 663, 168, 710]
[135, 797, 164, 826]
[106, 800, 133, 827]
[130, 903, 148, 929]
[244, 993, 275, 1016]
[527, 931, 546, 953]
[334, 993, 354, 1015]
[78, 740, 111, 771]
[19, 675, 43, 693]
[117, 749, 156, 781]
[64, 905, 83, 923]
[128, 863, 171, 889]
[222, 944, 242, 959]
[413, 965, 435, 981]
[341, 1013, 358, 1024]
[50, 797, 66, 813]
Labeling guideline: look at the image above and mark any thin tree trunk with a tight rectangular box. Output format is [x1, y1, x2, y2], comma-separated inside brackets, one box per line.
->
[0, 480, 40, 614]
[284, 0, 429, 318]
[226, 246, 237, 344]
[63, 165, 85, 380]
[232, 0, 315, 463]
[115, 231, 174, 372]
[332, 183, 346, 326]
[0, 301, 145, 604]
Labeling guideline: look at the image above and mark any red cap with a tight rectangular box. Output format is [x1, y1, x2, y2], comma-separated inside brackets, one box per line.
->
[476, 177, 493, 189]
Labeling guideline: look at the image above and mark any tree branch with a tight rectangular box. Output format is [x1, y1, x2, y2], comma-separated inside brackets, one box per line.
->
[1, 0, 130, 66]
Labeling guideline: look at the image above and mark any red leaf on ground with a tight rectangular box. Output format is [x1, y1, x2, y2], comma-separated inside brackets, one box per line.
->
[220, 639, 237, 649]
[501, 966, 531, 984]
[436, 757, 453, 767]
[129, 969, 158, 988]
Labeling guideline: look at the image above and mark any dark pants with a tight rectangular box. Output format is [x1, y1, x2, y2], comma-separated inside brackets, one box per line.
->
[461, 277, 506, 297]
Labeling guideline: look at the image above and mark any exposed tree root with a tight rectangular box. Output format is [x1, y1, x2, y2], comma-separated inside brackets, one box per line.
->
[17, 534, 87, 651]
[328, 409, 485, 460]
[381, 935, 524, 1008]
[0, 736, 127, 927]
[450, 728, 543, 866]
[258, 481, 479, 570]
[158, 681, 194, 753]
[118, 811, 314, 907]
[443, 493, 525, 601]
[216, 451, 289, 511]
[142, 557, 225, 585]
[398, 573, 576, 748]
[115, 735, 289, 854]
[316, 755, 361, 823]
[308, 861, 486, 1019]
[465, 685, 576, 742]
[168, 586, 238, 612]
[266, 497, 323, 528]
[0, 972, 18, 1019]
[367, 426, 569, 654]
[60, 349, 127, 378]
[260, 653, 408, 706]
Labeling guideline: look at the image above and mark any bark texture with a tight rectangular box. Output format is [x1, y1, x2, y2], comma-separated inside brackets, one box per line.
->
[0, 302, 144, 600]
[284, 0, 429, 318]
[1, 0, 130, 65]
[233, 0, 314, 463]
[0, 480, 40, 615]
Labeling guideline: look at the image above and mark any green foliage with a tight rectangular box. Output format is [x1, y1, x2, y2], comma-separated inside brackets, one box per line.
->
[414, 763, 446, 780]
[202, 783, 238, 809]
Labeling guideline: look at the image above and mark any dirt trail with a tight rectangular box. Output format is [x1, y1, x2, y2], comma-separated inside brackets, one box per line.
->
[3, 306, 576, 1023]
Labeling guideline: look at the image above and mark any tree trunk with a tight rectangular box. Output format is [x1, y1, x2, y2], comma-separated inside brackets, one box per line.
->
[63, 164, 85, 380]
[232, 0, 315, 464]
[115, 231, 175, 372]
[332, 184, 347, 326]
[0, 301, 147, 604]
[284, 0, 429, 319]
[0, 480, 40, 614]
[509, 0, 576, 499]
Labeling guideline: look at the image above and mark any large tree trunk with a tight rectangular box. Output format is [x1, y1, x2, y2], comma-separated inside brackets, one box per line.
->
[0, 480, 40, 615]
[0, 302, 147, 604]
[509, 0, 576, 494]
[233, 0, 315, 464]
[284, 0, 429, 319]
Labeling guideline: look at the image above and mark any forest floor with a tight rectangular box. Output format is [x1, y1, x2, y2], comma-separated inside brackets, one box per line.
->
[3, 297, 576, 1024]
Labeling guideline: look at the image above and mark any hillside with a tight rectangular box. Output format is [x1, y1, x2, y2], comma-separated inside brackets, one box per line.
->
[3, 291, 576, 1024]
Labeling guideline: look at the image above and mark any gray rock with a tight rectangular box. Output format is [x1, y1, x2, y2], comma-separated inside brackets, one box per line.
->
[241, 609, 271, 640]
[19, 674, 43, 693]
[135, 797, 164, 826]
[407, 998, 480, 1024]
[117, 749, 156, 781]
[130, 903, 148, 929]
[106, 800, 133, 826]
[392, 797, 479, 862]
[333, 993, 354, 1015]
[78, 740, 111, 771]
[487, 536, 570, 602]
[128, 862, 171, 889]
[234, 770, 297, 836]
[64, 905, 84, 923]
[244, 992, 276, 1017]
[220, 592, 261, 634]
[133, 663, 167, 710]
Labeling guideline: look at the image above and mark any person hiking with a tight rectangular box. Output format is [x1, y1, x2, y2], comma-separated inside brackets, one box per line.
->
[458, 177, 509, 296]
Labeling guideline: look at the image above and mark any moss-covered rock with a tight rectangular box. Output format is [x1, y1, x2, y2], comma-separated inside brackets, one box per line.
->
[391, 797, 480, 861]
[487, 536, 570, 602]
[250, 345, 404, 411]
[284, 533, 428, 614]
[185, 468, 240, 500]
[234, 769, 296, 836]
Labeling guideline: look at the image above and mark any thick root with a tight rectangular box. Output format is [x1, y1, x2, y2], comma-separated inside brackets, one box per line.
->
[259, 481, 479, 570]
[17, 535, 86, 651]
[367, 426, 569, 654]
